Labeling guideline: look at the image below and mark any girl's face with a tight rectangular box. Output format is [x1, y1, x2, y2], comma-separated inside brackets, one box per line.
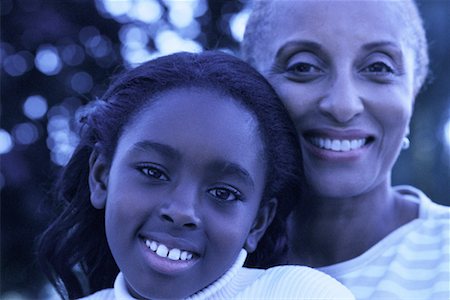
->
[256, 0, 416, 198]
[90, 87, 270, 299]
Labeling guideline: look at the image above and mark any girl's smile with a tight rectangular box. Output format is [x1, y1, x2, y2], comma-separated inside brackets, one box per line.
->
[92, 87, 269, 299]
[139, 234, 199, 275]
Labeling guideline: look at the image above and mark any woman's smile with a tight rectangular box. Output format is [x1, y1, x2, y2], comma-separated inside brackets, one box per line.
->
[300, 127, 375, 162]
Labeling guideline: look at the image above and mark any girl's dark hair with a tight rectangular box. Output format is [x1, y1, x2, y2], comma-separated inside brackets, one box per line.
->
[37, 51, 304, 299]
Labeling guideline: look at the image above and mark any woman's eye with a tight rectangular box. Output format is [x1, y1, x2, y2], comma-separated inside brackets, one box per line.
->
[284, 61, 324, 82]
[208, 187, 242, 202]
[139, 166, 169, 181]
[362, 62, 394, 74]
[287, 62, 322, 74]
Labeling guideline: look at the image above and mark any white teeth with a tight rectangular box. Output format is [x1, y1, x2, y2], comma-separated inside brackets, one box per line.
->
[168, 248, 181, 261]
[341, 140, 350, 151]
[156, 244, 169, 257]
[150, 241, 158, 251]
[310, 137, 366, 152]
[331, 140, 340, 151]
[144, 239, 194, 261]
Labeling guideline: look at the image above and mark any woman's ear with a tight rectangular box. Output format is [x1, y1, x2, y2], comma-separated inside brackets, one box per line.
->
[88, 149, 109, 209]
[244, 198, 277, 253]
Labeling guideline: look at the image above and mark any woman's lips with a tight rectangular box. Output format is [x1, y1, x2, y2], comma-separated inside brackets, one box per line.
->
[303, 129, 375, 153]
[307, 137, 368, 152]
[301, 130, 375, 161]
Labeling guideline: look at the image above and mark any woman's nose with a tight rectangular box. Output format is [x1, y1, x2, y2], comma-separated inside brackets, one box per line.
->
[319, 76, 364, 123]
[159, 188, 201, 230]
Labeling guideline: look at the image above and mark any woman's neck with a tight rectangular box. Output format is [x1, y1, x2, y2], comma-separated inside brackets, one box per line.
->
[287, 184, 419, 267]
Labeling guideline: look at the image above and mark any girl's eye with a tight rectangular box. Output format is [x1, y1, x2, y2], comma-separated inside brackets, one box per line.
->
[208, 186, 242, 202]
[362, 62, 394, 74]
[139, 165, 169, 181]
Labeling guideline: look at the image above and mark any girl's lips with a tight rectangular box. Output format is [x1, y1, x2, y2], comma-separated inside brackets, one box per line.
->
[139, 237, 200, 275]
[143, 238, 195, 261]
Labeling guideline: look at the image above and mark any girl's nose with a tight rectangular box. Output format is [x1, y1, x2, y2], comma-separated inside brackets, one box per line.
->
[159, 189, 201, 230]
[319, 76, 364, 123]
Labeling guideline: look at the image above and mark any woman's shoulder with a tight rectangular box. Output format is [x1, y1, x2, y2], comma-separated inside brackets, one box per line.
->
[395, 185, 450, 219]
[242, 265, 355, 299]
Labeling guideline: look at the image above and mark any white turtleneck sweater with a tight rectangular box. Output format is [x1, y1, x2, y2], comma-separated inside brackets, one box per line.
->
[81, 250, 354, 299]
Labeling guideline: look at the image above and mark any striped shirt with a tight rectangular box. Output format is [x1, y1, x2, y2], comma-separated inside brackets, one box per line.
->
[82, 249, 354, 299]
[319, 185, 450, 300]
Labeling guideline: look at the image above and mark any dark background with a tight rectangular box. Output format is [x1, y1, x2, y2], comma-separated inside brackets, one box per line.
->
[1, 0, 449, 299]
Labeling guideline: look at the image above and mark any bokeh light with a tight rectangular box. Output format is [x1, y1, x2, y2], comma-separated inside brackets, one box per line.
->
[97, 0, 132, 19]
[85, 35, 112, 58]
[119, 25, 149, 49]
[12, 123, 40, 145]
[23, 95, 48, 120]
[229, 8, 250, 42]
[154, 30, 202, 55]
[0, 129, 14, 154]
[70, 71, 94, 94]
[61, 44, 86, 66]
[46, 105, 79, 166]
[128, 0, 162, 23]
[35, 45, 62, 76]
[3, 51, 34, 77]
[168, 1, 195, 28]
[444, 117, 450, 153]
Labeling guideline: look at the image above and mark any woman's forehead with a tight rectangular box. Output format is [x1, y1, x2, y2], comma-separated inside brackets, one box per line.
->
[253, 0, 413, 66]
[269, 1, 408, 37]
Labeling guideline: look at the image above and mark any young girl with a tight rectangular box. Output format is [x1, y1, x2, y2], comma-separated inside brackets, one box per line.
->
[37, 51, 354, 299]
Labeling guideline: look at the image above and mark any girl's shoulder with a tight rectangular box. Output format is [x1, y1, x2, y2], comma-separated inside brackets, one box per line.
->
[78, 288, 115, 300]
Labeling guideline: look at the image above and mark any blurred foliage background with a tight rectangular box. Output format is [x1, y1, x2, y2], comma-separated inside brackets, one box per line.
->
[0, 0, 449, 299]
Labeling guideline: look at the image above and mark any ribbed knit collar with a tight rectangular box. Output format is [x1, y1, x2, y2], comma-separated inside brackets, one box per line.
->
[113, 249, 248, 299]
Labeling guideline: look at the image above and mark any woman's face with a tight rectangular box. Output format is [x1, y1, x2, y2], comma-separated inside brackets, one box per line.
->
[92, 87, 269, 299]
[256, 0, 416, 198]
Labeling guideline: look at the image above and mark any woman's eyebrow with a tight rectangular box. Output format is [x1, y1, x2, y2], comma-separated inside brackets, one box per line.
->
[274, 40, 324, 60]
[361, 41, 401, 52]
[361, 41, 404, 62]
[130, 140, 181, 161]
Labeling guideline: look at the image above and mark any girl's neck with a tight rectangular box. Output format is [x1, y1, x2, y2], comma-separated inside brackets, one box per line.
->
[287, 183, 419, 267]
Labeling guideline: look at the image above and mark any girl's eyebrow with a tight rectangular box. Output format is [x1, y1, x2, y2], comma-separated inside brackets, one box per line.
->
[130, 140, 181, 161]
[130, 140, 255, 189]
[208, 160, 255, 189]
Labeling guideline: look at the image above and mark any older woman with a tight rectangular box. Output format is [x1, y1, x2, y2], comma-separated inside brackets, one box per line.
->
[242, 1, 449, 299]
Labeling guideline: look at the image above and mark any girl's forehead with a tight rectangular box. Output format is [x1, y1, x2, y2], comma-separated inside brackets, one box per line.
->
[114, 86, 267, 185]
[138, 87, 256, 127]
[122, 87, 262, 151]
